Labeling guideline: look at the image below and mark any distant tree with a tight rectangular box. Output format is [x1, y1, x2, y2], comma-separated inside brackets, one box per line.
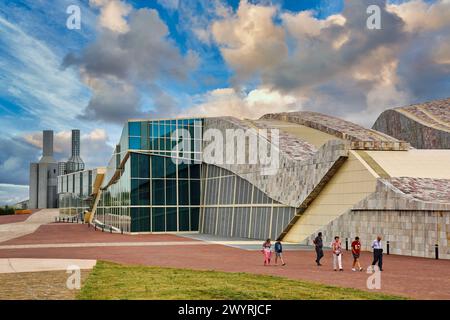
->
[0, 206, 15, 215]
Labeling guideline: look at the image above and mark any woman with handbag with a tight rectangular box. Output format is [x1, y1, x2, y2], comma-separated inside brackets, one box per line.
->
[331, 236, 344, 271]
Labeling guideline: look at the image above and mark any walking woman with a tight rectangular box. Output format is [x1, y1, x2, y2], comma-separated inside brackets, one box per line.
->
[331, 236, 344, 271]
[262, 238, 272, 266]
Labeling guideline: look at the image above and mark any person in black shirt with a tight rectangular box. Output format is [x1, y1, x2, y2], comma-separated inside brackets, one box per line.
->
[274, 240, 286, 266]
[313, 232, 324, 266]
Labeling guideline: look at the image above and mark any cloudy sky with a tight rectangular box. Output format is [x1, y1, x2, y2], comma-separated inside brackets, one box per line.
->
[0, 0, 449, 205]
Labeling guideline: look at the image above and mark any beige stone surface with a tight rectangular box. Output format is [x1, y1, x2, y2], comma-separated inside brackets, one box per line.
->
[254, 119, 339, 148]
[0, 209, 59, 243]
[0, 258, 97, 273]
[283, 151, 377, 243]
[365, 150, 450, 178]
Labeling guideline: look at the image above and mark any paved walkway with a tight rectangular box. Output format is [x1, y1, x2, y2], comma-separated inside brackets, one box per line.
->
[1, 223, 450, 299]
[0, 209, 58, 243]
[0, 258, 96, 273]
[0, 214, 31, 225]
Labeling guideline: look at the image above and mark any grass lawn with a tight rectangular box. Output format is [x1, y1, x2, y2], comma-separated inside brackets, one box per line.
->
[78, 261, 406, 300]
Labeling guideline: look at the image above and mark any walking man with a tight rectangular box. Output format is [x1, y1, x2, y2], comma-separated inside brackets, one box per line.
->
[371, 235, 383, 271]
[331, 236, 343, 271]
[274, 240, 286, 266]
[351, 236, 363, 271]
[313, 232, 324, 266]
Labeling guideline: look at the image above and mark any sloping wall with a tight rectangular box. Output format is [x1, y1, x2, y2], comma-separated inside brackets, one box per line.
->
[283, 151, 378, 243]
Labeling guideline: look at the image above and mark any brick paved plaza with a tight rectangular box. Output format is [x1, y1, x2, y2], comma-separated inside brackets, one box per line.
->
[1, 214, 450, 300]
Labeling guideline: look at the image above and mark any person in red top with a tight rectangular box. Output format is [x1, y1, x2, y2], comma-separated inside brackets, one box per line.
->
[351, 236, 363, 272]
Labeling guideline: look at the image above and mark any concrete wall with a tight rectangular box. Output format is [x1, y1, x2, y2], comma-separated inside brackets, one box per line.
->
[37, 163, 48, 209]
[312, 209, 450, 260]
[283, 151, 378, 243]
[29, 163, 39, 209]
[203, 117, 349, 208]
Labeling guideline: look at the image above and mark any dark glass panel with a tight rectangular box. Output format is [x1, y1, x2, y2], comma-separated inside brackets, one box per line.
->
[190, 165, 200, 179]
[152, 207, 165, 232]
[178, 163, 189, 178]
[130, 207, 139, 232]
[131, 179, 139, 205]
[138, 154, 150, 178]
[165, 157, 177, 178]
[190, 207, 199, 231]
[129, 122, 141, 136]
[166, 179, 177, 205]
[166, 207, 177, 231]
[190, 180, 201, 205]
[139, 207, 150, 232]
[178, 179, 189, 205]
[151, 156, 165, 178]
[179, 207, 190, 231]
[138, 179, 150, 206]
[152, 179, 165, 205]
[129, 137, 141, 150]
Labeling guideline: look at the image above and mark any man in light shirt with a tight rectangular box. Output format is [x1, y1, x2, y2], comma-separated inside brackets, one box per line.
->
[371, 235, 384, 271]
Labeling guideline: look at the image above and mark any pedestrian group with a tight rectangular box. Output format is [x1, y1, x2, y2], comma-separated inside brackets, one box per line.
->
[262, 233, 385, 272]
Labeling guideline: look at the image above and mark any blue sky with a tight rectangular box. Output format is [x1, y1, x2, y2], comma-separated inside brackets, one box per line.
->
[0, 0, 449, 205]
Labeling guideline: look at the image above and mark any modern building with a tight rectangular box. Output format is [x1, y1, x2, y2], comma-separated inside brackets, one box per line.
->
[373, 98, 450, 149]
[65, 129, 85, 173]
[29, 130, 58, 209]
[58, 100, 450, 259]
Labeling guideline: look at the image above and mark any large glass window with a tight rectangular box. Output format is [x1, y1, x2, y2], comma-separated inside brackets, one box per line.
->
[129, 122, 141, 136]
[190, 207, 199, 231]
[178, 179, 189, 205]
[129, 137, 141, 150]
[179, 207, 190, 231]
[151, 156, 165, 178]
[152, 207, 165, 232]
[165, 157, 177, 178]
[165, 179, 177, 205]
[190, 180, 201, 205]
[152, 179, 165, 205]
[166, 207, 177, 231]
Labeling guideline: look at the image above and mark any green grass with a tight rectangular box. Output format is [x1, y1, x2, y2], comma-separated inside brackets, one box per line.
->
[77, 261, 406, 300]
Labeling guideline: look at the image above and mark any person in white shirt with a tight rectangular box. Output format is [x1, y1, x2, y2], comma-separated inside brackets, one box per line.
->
[331, 236, 343, 271]
[371, 235, 383, 271]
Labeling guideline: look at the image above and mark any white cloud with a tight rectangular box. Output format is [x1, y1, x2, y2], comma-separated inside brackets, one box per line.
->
[387, 0, 450, 32]
[211, 0, 288, 82]
[157, 0, 180, 11]
[185, 87, 299, 119]
[0, 15, 91, 133]
[90, 0, 132, 33]
[0, 184, 29, 206]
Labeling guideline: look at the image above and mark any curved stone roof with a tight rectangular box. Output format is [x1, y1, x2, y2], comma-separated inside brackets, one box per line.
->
[261, 111, 410, 151]
[395, 98, 450, 132]
[245, 119, 317, 162]
[388, 177, 450, 204]
[373, 98, 450, 149]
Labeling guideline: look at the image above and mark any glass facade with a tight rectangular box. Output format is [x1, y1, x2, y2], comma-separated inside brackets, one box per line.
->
[200, 164, 296, 240]
[58, 117, 297, 239]
[57, 169, 93, 216]
[94, 118, 203, 233]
